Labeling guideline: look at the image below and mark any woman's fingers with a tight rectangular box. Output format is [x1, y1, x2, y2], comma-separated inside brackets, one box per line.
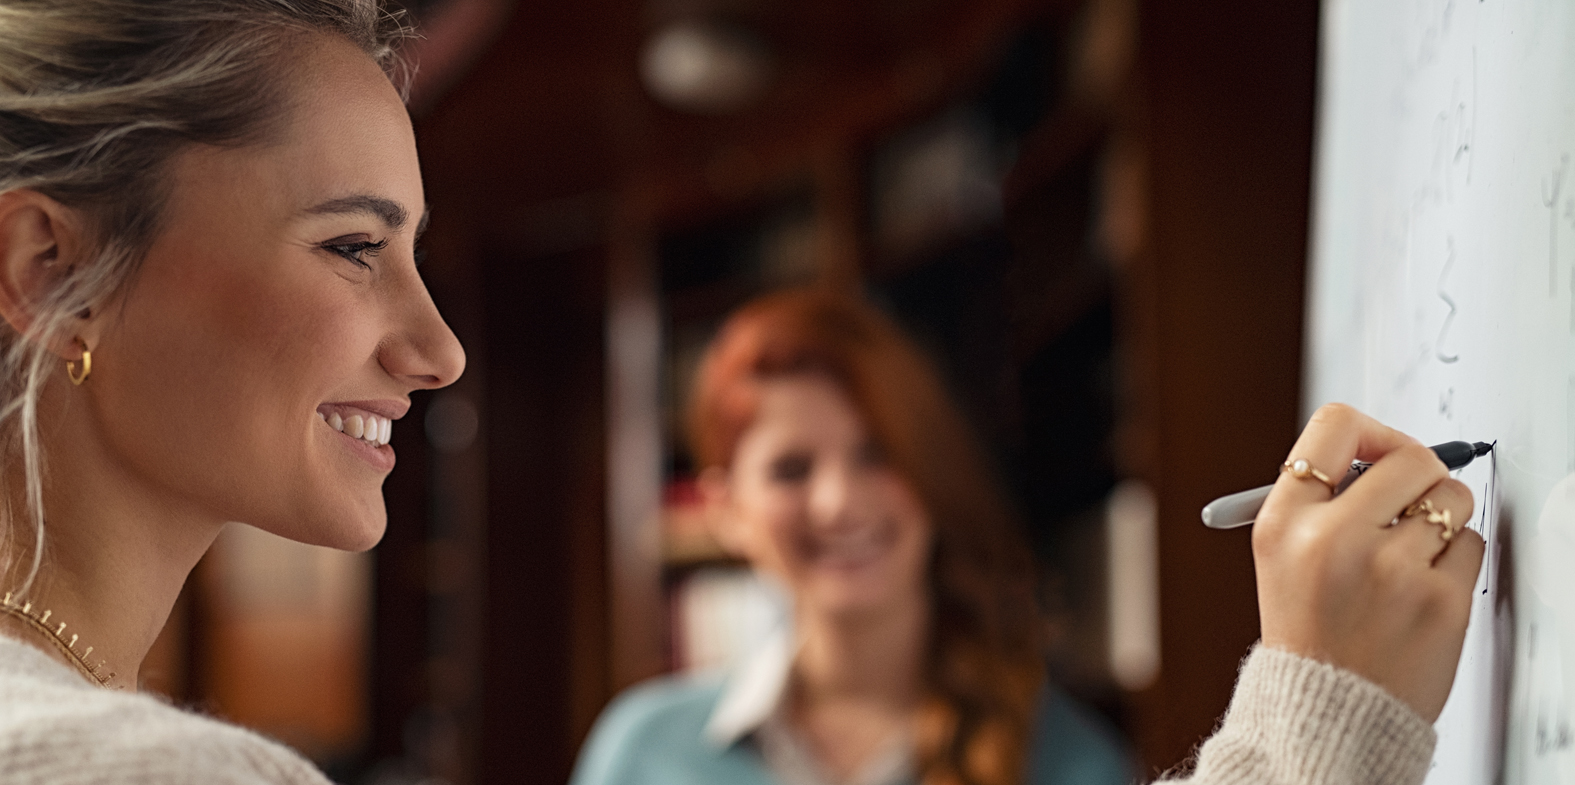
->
[1382, 477, 1476, 564]
[1270, 404, 1420, 510]
[1330, 443, 1451, 529]
[1434, 527, 1486, 591]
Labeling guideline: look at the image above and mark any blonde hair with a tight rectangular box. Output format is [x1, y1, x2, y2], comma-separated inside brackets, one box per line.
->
[0, 0, 414, 593]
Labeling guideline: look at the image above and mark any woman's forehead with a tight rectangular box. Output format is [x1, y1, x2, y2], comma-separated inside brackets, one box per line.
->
[277, 43, 418, 197]
[161, 42, 421, 232]
[748, 377, 867, 438]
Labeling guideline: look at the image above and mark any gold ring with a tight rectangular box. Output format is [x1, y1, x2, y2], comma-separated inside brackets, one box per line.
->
[1281, 457, 1338, 492]
[1403, 499, 1460, 542]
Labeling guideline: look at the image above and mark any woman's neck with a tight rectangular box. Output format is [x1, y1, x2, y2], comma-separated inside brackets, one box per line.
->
[787, 594, 930, 781]
[793, 593, 929, 710]
[0, 414, 224, 690]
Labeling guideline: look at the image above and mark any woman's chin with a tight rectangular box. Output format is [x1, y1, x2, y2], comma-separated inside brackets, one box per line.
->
[250, 503, 387, 552]
[327, 519, 386, 552]
[804, 573, 911, 618]
[312, 490, 390, 551]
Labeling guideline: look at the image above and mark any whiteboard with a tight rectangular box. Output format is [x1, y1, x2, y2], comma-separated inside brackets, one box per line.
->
[1306, 1, 1575, 783]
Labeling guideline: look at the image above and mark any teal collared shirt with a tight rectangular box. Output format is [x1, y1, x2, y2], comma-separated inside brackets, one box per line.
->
[570, 637, 1135, 785]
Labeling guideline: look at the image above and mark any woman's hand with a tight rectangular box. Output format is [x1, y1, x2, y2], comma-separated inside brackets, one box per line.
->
[1253, 403, 1484, 722]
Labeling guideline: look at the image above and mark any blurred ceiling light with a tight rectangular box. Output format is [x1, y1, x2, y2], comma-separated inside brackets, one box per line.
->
[640, 21, 772, 114]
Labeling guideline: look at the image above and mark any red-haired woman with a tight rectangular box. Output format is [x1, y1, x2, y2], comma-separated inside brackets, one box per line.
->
[571, 288, 1479, 785]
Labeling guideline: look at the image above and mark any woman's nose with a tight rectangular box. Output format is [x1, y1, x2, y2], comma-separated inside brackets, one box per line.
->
[807, 462, 858, 527]
[379, 280, 466, 390]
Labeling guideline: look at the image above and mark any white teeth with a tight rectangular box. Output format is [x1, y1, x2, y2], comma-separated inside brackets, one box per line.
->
[323, 410, 393, 446]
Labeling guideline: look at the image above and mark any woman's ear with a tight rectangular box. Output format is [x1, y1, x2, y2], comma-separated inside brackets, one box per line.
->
[698, 465, 750, 559]
[0, 190, 89, 357]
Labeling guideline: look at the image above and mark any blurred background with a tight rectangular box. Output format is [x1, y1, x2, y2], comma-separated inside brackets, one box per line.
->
[138, 0, 1317, 782]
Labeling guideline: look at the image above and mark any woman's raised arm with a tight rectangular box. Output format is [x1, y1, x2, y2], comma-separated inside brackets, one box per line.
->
[1164, 403, 1482, 785]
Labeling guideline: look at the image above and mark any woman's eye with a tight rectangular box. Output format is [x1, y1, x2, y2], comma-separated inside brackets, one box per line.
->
[769, 454, 812, 483]
[321, 238, 389, 268]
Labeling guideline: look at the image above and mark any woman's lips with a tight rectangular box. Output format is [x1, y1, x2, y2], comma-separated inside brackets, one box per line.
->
[319, 409, 396, 472]
[804, 527, 896, 570]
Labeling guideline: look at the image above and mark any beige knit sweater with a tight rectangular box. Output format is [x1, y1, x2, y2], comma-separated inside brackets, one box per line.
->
[0, 635, 1435, 784]
[0, 635, 331, 784]
[1166, 645, 1437, 785]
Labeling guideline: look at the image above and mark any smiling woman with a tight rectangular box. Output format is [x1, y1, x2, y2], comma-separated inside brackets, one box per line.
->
[0, 1, 463, 782]
[572, 289, 1132, 785]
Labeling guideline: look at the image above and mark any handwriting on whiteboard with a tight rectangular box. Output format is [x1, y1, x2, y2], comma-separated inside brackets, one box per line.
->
[1438, 237, 1460, 365]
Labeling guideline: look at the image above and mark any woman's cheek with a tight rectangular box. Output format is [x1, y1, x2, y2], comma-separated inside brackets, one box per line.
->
[885, 491, 934, 586]
[763, 514, 810, 578]
[877, 477, 927, 530]
[730, 492, 793, 576]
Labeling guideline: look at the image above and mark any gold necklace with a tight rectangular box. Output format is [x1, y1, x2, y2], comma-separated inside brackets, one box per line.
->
[0, 592, 115, 688]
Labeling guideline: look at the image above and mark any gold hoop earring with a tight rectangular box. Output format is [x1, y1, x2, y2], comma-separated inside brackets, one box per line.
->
[66, 346, 91, 386]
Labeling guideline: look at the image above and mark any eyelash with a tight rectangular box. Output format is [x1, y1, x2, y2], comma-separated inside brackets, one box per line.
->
[322, 238, 388, 268]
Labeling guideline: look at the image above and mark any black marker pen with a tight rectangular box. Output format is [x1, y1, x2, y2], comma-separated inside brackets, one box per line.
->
[1200, 440, 1493, 529]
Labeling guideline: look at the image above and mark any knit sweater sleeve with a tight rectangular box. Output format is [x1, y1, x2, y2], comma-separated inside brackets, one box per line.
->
[1161, 645, 1437, 785]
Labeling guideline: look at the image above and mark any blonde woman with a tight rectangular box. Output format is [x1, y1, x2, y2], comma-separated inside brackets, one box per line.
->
[0, 1, 462, 782]
[0, 3, 1479, 785]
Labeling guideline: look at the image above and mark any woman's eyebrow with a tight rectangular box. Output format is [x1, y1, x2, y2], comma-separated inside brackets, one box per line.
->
[304, 195, 411, 231]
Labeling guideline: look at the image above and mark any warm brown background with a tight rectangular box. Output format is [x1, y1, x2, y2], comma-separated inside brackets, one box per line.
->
[147, 1, 1323, 782]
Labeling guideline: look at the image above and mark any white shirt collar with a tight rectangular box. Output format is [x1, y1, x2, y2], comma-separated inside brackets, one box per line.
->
[702, 625, 915, 785]
[703, 622, 796, 747]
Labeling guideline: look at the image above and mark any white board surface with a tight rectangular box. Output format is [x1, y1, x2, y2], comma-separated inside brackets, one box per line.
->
[1307, 1, 1575, 783]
